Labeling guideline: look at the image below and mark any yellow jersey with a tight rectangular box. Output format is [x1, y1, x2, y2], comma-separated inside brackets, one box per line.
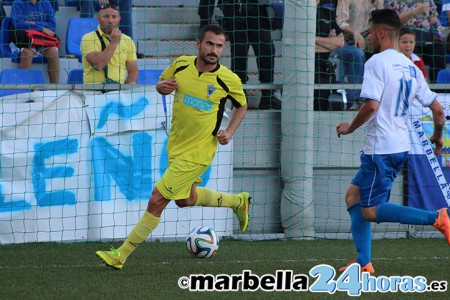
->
[81, 26, 137, 84]
[162, 56, 246, 165]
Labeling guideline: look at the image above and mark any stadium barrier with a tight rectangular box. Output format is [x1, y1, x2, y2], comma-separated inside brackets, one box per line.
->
[0, 87, 235, 244]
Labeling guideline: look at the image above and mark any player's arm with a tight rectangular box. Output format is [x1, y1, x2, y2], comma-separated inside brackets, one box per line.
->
[336, 99, 379, 137]
[217, 104, 247, 145]
[428, 98, 445, 155]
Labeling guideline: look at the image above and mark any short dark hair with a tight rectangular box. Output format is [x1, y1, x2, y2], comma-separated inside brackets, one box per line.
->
[197, 25, 225, 41]
[399, 27, 416, 38]
[369, 9, 402, 32]
[99, 0, 119, 12]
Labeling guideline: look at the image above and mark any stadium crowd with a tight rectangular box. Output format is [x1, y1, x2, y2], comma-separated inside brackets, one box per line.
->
[1, 0, 450, 110]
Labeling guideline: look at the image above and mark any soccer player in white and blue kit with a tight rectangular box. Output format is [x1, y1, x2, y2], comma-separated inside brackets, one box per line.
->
[336, 9, 450, 274]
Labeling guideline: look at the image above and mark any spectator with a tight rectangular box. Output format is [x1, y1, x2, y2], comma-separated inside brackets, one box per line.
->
[335, 0, 384, 110]
[385, 0, 446, 83]
[439, 0, 450, 25]
[221, 0, 281, 110]
[438, 0, 450, 51]
[79, 0, 144, 58]
[399, 27, 428, 80]
[315, 0, 344, 111]
[198, 0, 221, 29]
[10, 0, 60, 83]
[48, 0, 57, 12]
[78, 1, 131, 37]
[81, 1, 138, 84]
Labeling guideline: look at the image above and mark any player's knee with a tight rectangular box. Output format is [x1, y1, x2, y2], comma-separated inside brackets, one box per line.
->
[175, 200, 188, 208]
[175, 198, 195, 208]
[345, 188, 359, 206]
[147, 189, 169, 216]
[361, 207, 377, 222]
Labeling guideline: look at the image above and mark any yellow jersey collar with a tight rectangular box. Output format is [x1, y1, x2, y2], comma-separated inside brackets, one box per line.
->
[194, 57, 221, 73]
[96, 25, 110, 39]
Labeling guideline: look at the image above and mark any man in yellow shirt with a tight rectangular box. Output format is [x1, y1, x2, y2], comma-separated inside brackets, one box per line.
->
[80, 1, 138, 84]
[96, 25, 250, 270]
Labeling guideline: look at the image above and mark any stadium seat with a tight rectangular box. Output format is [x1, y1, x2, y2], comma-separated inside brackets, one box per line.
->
[66, 18, 98, 62]
[436, 69, 450, 83]
[67, 69, 84, 84]
[137, 69, 164, 84]
[0, 68, 46, 97]
[0, 17, 46, 63]
[1, 17, 14, 58]
[65, 0, 80, 8]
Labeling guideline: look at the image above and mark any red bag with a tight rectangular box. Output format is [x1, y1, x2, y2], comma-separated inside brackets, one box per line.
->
[25, 30, 61, 48]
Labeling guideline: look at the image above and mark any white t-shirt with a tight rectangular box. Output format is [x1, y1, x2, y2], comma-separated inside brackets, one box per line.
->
[360, 49, 437, 155]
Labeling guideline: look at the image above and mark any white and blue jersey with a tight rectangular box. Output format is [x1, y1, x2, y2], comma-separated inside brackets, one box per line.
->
[439, 0, 450, 27]
[354, 48, 437, 207]
[360, 49, 437, 155]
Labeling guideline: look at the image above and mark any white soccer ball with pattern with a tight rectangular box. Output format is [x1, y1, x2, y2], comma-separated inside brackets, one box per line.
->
[186, 226, 219, 258]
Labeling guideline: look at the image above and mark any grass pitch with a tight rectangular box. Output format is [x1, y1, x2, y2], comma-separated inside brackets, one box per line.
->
[0, 238, 448, 299]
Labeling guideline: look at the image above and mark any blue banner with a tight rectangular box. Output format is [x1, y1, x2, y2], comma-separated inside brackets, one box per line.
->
[407, 97, 450, 210]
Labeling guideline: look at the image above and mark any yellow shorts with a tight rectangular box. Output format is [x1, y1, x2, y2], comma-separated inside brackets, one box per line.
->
[155, 159, 209, 200]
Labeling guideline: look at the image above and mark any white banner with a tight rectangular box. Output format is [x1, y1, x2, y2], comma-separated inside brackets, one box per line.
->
[0, 88, 233, 244]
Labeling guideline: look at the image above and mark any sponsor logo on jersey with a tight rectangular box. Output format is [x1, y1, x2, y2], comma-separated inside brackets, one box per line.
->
[184, 94, 213, 112]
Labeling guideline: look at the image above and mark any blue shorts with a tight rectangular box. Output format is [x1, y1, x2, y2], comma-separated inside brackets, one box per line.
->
[351, 152, 407, 207]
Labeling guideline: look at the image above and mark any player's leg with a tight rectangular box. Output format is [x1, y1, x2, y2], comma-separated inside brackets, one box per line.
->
[176, 183, 243, 208]
[374, 203, 449, 244]
[361, 153, 449, 244]
[173, 162, 252, 232]
[96, 187, 170, 270]
[339, 183, 374, 274]
[96, 160, 192, 269]
[195, 186, 251, 232]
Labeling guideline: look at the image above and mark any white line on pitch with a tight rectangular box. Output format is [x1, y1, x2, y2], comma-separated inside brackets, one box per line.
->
[0, 256, 448, 270]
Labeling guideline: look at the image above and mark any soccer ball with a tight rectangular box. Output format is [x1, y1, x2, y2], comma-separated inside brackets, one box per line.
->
[186, 226, 219, 258]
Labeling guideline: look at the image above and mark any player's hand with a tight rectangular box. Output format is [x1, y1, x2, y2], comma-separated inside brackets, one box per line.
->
[156, 79, 178, 95]
[110, 28, 121, 43]
[430, 135, 444, 155]
[336, 122, 352, 138]
[217, 130, 232, 145]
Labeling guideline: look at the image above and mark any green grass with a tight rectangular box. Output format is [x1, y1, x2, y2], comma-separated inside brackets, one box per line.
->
[0, 238, 449, 299]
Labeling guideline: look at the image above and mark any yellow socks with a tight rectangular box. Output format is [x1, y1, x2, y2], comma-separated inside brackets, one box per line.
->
[118, 188, 239, 260]
[195, 187, 240, 209]
[118, 211, 160, 259]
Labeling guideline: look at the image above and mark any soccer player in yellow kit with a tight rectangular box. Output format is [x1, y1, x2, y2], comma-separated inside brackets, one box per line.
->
[96, 25, 250, 269]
